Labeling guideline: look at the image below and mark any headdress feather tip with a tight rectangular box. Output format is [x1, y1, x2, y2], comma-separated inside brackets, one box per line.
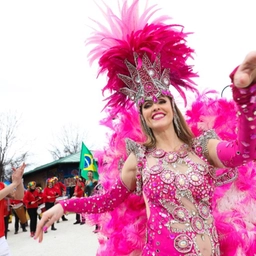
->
[87, 0, 198, 110]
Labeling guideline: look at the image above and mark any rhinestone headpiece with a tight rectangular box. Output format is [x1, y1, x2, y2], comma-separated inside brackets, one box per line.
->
[118, 53, 172, 106]
[86, 0, 198, 112]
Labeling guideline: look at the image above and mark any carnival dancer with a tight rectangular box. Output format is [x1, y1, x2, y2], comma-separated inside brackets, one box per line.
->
[0, 163, 25, 256]
[35, 186, 44, 220]
[23, 181, 39, 237]
[43, 178, 57, 232]
[35, 1, 256, 255]
[72, 176, 86, 225]
[53, 177, 68, 222]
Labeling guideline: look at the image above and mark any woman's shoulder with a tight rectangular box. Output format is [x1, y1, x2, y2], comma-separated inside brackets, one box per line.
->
[125, 138, 145, 156]
[193, 129, 219, 143]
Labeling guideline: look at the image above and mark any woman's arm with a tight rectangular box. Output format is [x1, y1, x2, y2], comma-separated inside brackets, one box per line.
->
[34, 152, 137, 242]
[208, 52, 256, 168]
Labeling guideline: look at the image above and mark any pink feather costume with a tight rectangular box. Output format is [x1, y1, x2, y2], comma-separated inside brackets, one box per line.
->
[58, 1, 256, 255]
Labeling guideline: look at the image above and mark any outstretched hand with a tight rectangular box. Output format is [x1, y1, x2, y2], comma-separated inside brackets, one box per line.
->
[234, 51, 256, 88]
[12, 163, 26, 186]
[34, 203, 64, 242]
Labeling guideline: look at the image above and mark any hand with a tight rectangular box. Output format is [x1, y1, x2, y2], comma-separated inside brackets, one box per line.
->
[11, 163, 26, 187]
[234, 51, 256, 88]
[34, 203, 64, 242]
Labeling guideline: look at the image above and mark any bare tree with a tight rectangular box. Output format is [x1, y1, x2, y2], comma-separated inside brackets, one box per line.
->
[49, 124, 89, 160]
[0, 112, 29, 181]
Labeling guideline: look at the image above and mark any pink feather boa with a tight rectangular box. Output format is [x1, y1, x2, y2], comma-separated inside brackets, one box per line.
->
[186, 91, 256, 255]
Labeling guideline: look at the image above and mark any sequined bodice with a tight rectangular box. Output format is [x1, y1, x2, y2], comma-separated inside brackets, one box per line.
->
[143, 147, 215, 204]
[140, 143, 220, 256]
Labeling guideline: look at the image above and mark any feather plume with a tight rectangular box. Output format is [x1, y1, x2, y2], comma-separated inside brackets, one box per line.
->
[86, 0, 198, 111]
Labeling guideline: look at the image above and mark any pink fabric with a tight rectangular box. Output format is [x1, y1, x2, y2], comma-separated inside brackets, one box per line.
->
[59, 178, 132, 214]
[217, 78, 256, 167]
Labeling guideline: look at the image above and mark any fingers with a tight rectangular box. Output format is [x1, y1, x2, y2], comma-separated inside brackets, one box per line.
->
[12, 163, 26, 174]
[34, 214, 55, 242]
[34, 204, 64, 243]
[234, 51, 256, 88]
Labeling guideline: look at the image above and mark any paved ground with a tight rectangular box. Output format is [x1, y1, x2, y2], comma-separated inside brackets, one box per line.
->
[6, 213, 99, 256]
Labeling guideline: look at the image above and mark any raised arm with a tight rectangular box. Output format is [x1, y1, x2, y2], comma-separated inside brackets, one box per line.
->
[208, 52, 256, 168]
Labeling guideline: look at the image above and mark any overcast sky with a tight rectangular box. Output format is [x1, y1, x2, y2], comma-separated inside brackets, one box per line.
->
[0, 0, 256, 170]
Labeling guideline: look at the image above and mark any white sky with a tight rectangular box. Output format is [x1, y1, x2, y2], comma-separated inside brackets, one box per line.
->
[0, 0, 256, 169]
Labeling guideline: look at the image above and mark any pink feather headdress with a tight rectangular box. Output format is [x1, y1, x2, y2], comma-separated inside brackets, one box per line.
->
[87, 0, 198, 110]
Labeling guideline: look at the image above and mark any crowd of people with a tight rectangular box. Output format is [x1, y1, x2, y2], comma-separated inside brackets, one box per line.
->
[2, 173, 97, 244]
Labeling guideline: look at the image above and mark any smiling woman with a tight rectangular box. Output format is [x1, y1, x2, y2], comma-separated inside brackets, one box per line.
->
[140, 96, 194, 149]
[32, 0, 256, 255]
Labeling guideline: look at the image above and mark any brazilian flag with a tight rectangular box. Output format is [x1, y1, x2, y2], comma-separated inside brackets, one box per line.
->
[79, 142, 99, 180]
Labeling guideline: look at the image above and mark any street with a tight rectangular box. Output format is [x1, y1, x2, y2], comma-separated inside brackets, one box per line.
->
[7, 213, 99, 256]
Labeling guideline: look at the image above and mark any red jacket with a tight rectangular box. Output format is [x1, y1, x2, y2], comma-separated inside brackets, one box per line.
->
[37, 192, 44, 205]
[23, 189, 40, 209]
[54, 182, 66, 197]
[74, 182, 85, 198]
[43, 187, 57, 203]
[0, 182, 5, 237]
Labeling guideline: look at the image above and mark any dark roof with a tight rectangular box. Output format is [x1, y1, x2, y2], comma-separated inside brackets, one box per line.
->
[24, 152, 80, 175]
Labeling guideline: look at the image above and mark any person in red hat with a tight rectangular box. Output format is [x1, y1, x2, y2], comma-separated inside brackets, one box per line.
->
[72, 176, 85, 225]
[53, 177, 68, 222]
[43, 178, 57, 232]
[23, 181, 39, 237]
[35, 186, 44, 220]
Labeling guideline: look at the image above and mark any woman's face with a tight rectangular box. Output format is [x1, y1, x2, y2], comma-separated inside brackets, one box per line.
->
[88, 172, 93, 179]
[141, 96, 174, 131]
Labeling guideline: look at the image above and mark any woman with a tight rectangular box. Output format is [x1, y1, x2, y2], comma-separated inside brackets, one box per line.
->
[73, 176, 86, 225]
[35, 1, 256, 255]
[43, 178, 58, 232]
[35, 186, 44, 219]
[85, 171, 98, 197]
[23, 181, 39, 237]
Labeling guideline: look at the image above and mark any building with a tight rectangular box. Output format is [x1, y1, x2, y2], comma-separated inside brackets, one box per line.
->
[23, 152, 80, 196]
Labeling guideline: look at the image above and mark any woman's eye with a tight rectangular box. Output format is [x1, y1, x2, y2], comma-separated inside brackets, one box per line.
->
[143, 102, 152, 109]
[159, 100, 166, 104]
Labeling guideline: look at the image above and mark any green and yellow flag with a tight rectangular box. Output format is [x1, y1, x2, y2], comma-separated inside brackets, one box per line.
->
[79, 142, 99, 180]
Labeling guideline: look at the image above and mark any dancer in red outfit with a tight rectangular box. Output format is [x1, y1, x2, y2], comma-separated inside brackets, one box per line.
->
[35, 186, 44, 219]
[53, 177, 68, 221]
[23, 181, 39, 237]
[43, 178, 58, 232]
[35, 1, 256, 255]
[72, 176, 85, 225]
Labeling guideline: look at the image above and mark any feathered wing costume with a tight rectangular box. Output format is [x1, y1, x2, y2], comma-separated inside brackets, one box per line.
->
[82, 1, 256, 255]
[186, 92, 256, 256]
